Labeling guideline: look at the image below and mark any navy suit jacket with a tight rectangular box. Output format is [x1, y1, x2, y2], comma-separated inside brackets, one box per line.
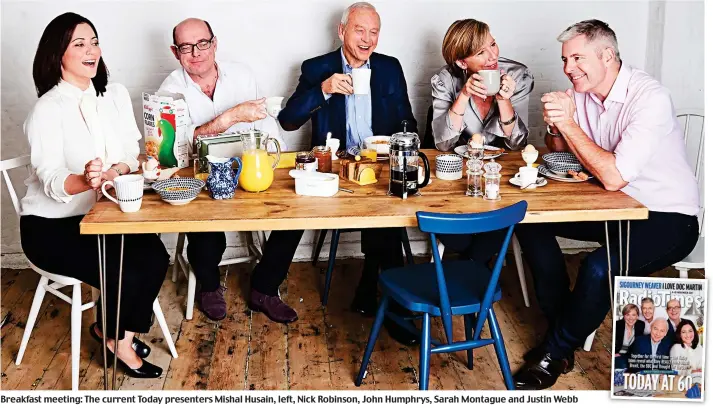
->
[278, 49, 418, 148]
[627, 334, 673, 372]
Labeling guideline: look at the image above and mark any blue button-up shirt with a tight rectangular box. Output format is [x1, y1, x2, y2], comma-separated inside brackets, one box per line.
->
[340, 48, 373, 149]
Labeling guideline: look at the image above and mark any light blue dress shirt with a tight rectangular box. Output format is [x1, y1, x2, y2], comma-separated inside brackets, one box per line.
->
[340, 48, 373, 149]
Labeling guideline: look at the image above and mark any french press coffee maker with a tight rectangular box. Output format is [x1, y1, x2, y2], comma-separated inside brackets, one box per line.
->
[388, 120, 431, 199]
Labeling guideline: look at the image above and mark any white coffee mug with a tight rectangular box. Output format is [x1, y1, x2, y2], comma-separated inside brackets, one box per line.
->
[477, 69, 501, 96]
[518, 166, 539, 189]
[436, 154, 463, 181]
[101, 174, 144, 212]
[349, 68, 371, 95]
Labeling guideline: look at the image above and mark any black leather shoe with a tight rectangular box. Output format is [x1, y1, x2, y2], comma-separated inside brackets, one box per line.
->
[88, 323, 163, 379]
[350, 293, 378, 317]
[523, 344, 574, 374]
[383, 316, 420, 346]
[132, 337, 151, 359]
[513, 352, 571, 390]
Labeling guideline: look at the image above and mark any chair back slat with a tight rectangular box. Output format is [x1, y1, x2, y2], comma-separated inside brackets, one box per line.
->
[676, 111, 705, 235]
[423, 201, 527, 343]
[1, 155, 30, 218]
[417, 200, 528, 235]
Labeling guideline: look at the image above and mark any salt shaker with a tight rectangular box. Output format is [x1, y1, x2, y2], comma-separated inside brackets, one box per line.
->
[465, 158, 484, 197]
[483, 159, 502, 201]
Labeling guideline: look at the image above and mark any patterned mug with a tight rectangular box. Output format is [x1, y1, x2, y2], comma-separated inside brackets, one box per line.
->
[206, 155, 243, 199]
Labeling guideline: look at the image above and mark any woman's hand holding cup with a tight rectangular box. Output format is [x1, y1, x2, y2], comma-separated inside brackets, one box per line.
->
[460, 73, 488, 100]
[496, 70, 516, 101]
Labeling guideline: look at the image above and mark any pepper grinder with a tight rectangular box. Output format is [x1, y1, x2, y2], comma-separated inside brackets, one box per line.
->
[465, 158, 484, 197]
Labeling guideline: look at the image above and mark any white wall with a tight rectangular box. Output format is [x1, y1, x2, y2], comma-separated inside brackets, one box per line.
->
[0, 0, 703, 265]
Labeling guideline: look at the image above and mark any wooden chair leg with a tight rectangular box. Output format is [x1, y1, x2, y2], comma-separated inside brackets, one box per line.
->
[71, 283, 82, 391]
[583, 331, 596, 351]
[16, 276, 48, 365]
[418, 312, 432, 390]
[153, 298, 178, 358]
[676, 266, 689, 279]
[322, 230, 341, 306]
[172, 233, 186, 283]
[186, 265, 197, 320]
[355, 297, 389, 386]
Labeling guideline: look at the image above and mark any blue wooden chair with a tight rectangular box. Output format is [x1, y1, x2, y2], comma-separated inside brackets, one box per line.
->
[312, 227, 414, 306]
[355, 201, 527, 390]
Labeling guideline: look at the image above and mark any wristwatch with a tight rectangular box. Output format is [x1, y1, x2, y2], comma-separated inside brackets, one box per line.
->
[499, 113, 517, 126]
[546, 124, 562, 137]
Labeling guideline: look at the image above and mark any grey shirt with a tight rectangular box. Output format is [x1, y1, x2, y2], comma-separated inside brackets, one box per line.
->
[430, 57, 534, 151]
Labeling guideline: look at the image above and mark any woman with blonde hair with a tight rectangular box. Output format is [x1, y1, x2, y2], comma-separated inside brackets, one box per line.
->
[431, 19, 534, 151]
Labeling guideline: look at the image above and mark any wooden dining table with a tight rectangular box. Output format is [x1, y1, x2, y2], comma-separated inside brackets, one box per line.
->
[79, 148, 648, 390]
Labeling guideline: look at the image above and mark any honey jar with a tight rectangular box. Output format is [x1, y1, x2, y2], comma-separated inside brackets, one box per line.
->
[312, 146, 333, 173]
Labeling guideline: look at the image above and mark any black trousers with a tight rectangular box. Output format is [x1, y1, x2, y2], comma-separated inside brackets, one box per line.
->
[251, 228, 404, 297]
[185, 232, 226, 292]
[20, 215, 169, 341]
[437, 229, 509, 263]
[514, 211, 699, 359]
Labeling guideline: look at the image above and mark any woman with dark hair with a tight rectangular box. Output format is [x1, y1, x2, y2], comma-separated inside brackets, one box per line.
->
[19, 12, 168, 378]
[614, 303, 645, 369]
[670, 319, 703, 377]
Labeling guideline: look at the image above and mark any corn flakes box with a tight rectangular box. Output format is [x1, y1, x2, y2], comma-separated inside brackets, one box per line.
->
[142, 92, 189, 168]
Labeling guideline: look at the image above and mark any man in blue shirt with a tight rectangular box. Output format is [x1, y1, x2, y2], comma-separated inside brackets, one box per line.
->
[251, 2, 419, 345]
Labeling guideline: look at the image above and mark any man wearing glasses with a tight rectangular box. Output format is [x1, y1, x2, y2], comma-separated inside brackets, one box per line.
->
[158, 18, 290, 323]
[664, 299, 683, 343]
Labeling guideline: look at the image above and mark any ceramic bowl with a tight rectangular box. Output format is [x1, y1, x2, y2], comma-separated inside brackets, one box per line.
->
[542, 152, 583, 175]
[152, 177, 204, 204]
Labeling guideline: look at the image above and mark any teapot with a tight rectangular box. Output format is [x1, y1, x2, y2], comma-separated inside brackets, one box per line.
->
[206, 155, 242, 199]
[238, 129, 281, 192]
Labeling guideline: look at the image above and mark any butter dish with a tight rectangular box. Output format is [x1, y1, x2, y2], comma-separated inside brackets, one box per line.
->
[289, 170, 339, 197]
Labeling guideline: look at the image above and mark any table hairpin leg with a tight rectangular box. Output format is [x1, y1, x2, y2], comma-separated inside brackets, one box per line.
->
[606, 221, 632, 310]
[97, 234, 124, 391]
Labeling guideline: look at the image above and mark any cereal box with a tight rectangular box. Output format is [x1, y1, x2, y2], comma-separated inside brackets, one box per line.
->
[142, 92, 190, 168]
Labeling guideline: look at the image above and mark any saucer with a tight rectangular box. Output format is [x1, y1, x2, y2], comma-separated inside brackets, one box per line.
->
[509, 174, 547, 188]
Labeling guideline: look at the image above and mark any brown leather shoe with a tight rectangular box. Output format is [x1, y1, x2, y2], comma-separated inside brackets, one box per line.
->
[249, 289, 298, 323]
[199, 286, 227, 321]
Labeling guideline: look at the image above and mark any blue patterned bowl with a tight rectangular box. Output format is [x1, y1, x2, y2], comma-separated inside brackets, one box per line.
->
[152, 178, 204, 204]
[542, 152, 583, 175]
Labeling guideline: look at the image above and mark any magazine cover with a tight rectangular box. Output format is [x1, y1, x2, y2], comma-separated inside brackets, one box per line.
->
[611, 276, 706, 401]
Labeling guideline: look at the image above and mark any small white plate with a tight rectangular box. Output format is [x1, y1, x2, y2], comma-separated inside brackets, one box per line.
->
[454, 145, 504, 160]
[538, 166, 593, 183]
[509, 174, 547, 188]
[162, 197, 196, 206]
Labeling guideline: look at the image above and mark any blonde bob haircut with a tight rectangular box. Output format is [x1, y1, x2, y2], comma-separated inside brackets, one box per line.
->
[442, 19, 491, 79]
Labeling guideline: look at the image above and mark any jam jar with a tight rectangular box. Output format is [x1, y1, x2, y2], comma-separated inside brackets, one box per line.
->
[295, 151, 317, 171]
[312, 146, 333, 173]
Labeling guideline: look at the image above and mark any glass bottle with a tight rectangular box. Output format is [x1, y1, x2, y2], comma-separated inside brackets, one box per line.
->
[483, 159, 502, 201]
[465, 158, 484, 197]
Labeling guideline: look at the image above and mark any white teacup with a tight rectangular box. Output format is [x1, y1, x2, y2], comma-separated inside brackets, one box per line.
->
[101, 174, 144, 212]
[348, 68, 371, 95]
[518, 166, 539, 189]
[477, 69, 501, 96]
[265, 96, 284, 118]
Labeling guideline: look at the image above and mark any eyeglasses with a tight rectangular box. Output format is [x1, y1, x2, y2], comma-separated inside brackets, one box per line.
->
[667, 306, 681, 311]
[174, 36, 214, 54]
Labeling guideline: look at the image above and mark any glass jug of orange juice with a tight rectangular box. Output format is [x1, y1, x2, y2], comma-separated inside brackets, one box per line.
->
[238, 129, 281, 192]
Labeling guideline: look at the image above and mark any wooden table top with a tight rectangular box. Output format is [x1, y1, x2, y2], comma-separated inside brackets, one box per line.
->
[79, 148, 648, 235]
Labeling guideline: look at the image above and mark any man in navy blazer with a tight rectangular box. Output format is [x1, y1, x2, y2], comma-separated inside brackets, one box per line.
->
[251, 2, 419, 345]
[627, 318, 673, 373]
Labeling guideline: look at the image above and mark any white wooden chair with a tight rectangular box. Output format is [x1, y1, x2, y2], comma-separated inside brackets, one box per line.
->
[583, 110, 706, 352]
[2, 155, 177, 390]
[673, 110, 705, 278]
[171, 230, 265, 320]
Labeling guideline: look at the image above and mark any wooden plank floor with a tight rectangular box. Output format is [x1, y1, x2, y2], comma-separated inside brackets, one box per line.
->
[1, 254, 703, 390]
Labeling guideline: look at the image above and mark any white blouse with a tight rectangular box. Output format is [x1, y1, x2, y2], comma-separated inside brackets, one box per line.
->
[21, 80, 141, 218]
[669, 343, 704, 378]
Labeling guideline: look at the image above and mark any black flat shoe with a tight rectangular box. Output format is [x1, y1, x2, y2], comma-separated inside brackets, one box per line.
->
[88, 323, 162, 378]
[350, 294, 378, 317]
[513, 352, 571, 390]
